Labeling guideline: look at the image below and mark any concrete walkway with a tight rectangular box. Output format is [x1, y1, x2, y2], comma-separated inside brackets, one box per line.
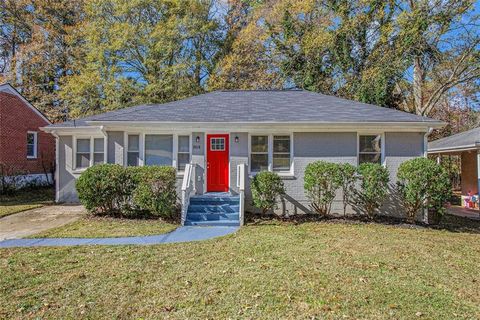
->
[0, 226, 239, 248]
[0, 205, 85, 240]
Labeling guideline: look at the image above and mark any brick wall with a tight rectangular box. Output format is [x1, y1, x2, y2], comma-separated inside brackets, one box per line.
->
[0, 92, 54, 175]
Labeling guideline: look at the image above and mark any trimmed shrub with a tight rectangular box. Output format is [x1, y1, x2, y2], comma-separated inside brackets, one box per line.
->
[338, 163, 358, 217]
[132, 166, 177, 218]
[397, 158, 451, 223]
[251, 171, 285, 214]
[355, 163, 390, 219]
[304, 161, 343, 216]
[76, 164, 177, 219]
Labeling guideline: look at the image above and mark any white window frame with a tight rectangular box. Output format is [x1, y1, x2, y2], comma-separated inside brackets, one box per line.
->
[357, 132, 385, 166]
[177, 135, 191, 172]
[26, 131, 38, 159]
[73, 135, 106, 171]
[248, 133, 294, 176]
[124, 131, 192, 175]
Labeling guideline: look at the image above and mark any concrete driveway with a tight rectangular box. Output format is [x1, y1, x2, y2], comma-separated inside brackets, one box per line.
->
[0, 205, 85, 240]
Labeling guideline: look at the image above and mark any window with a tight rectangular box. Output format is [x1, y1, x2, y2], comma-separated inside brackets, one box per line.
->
[93, 138, 105, 165]
[273, 135, 291, 171]
[177, 135, 190, 171]
[26, 132, 37, 159]
[75, 137, 105, 169]
[145, 134, 173, 166]
[76, 138, 91, 169]
[210, 138, 225, 151]
[250, 135, 269, 172]
[359, 135, 382, 164]
[127, 135, 140, 166]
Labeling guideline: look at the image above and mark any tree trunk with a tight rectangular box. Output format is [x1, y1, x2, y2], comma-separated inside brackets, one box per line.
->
[413, 56, 424, 116]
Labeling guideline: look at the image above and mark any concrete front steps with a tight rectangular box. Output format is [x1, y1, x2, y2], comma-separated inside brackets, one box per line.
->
[184, 194, 240, 227]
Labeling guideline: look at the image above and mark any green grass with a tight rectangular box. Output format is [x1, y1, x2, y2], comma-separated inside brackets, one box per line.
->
[30, 216, 178, 238]
[1, 221, 479, 319]
[0, 187, 54, 218]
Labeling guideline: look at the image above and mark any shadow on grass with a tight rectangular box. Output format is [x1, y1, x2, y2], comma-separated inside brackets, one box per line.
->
[245, 212, 480, 234]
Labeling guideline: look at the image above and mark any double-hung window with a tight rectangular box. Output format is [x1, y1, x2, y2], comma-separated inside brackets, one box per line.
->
[145, 134, 173, 166]
[177, 135, 190, 171]
[250, 134, 292, 174]
[26, 131, 37, 159]
[127, 135, 140, 166]
[75, 137, 105, 169]
[250, 135, 269, 172]
[358, 134, 382, 164]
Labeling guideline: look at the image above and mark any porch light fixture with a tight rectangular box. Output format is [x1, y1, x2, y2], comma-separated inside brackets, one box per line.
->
[235, 136, 239, 143]
[196, 136, 200, 143]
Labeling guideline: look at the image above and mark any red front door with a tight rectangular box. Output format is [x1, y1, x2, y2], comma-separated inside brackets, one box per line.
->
[207, 134, 229, 192]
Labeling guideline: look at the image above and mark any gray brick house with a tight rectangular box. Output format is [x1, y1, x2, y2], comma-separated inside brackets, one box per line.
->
[43, 90, 443, 225]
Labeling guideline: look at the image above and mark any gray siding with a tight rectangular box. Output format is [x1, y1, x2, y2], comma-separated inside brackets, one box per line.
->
[107, 131, 124, 164]
[58, 136, 79, 203]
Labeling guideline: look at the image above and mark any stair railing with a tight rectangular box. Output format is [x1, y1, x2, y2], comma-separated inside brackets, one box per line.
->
[236, 163, 246, 226]
[181, 163, 194, 225]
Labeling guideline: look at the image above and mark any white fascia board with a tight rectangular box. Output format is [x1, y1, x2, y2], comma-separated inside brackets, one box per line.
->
[86, 120, 443, 132]
[40, 126, 105, 135]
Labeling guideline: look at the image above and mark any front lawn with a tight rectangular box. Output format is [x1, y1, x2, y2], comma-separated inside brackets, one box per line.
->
[30, 216, 178, 238]
[1, 222, 479, 319]
[0, 187, 54, 218]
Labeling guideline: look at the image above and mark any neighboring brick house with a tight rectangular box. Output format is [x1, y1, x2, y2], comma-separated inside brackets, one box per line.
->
[0, 83, 54, 186]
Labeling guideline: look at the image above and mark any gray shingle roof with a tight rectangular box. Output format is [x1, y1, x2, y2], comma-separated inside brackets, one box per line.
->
[48, 90, 440, 128]
[428, 127, 480, 152]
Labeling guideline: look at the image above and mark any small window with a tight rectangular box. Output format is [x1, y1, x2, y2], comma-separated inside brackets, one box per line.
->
[145, 134, 173, 166]
[93, 138, 105, 165]
[210, 138, 225, 151]
[178, 135, 190, 171]
[251, 135, 268, 172]
[127, 135, 140, 166]
[26, 132, 37, 159]
[359, 135, 382, 164]
[273, 135, 291, 172]
[76, 138, 91, 169]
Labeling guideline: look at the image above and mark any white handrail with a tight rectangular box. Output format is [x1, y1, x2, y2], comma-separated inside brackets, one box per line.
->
[181, 163, 194, 225]
[237, 163, 246, 226]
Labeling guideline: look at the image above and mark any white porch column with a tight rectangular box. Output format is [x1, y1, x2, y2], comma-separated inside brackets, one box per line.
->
[477, 151, 480, 210]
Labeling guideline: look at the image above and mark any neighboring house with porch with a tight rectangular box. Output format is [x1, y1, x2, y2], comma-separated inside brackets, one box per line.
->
[42, 90, 442, 226]
[428, 127, 480, 209]
[0, 83, 54, 187]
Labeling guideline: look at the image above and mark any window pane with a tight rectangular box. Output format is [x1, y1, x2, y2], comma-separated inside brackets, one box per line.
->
[76, 153, 90, 168]
[93, 153, 104, 164]
[178, 153, 190, 171]
[128, 135, 139, 152]
[251, 136, 268, 152]
[77, 139, 90, 153]
[273, 154, 290, 171]
[251, 154, 268, 172]
[27, 144, 34, 157]
[359, 153, 381, 164]
[178, 136, 190, 153]
[211, 138, 225, 151]
[127, 152, 139, 166]
[273, 136, 290, 153]
[27, 133, 35, 145]
[145, 134, 173, 166]
[94, 138, 104, 152]
[359, 135, 381, 153]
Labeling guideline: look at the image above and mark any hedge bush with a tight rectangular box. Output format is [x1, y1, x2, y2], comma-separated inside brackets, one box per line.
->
[251, 171, 285, 214]
[355, 163, 390, 219]
[304, 161, 343, 215]
[397, 158, 451, 223]
[338, 163, 358, 216]
[132, 166, 177, 218]
[76, 164, 177, 219]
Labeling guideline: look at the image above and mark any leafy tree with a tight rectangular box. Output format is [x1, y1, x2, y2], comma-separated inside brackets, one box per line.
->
[355, 163, 390, 219]
[251, 171, 285, 214]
